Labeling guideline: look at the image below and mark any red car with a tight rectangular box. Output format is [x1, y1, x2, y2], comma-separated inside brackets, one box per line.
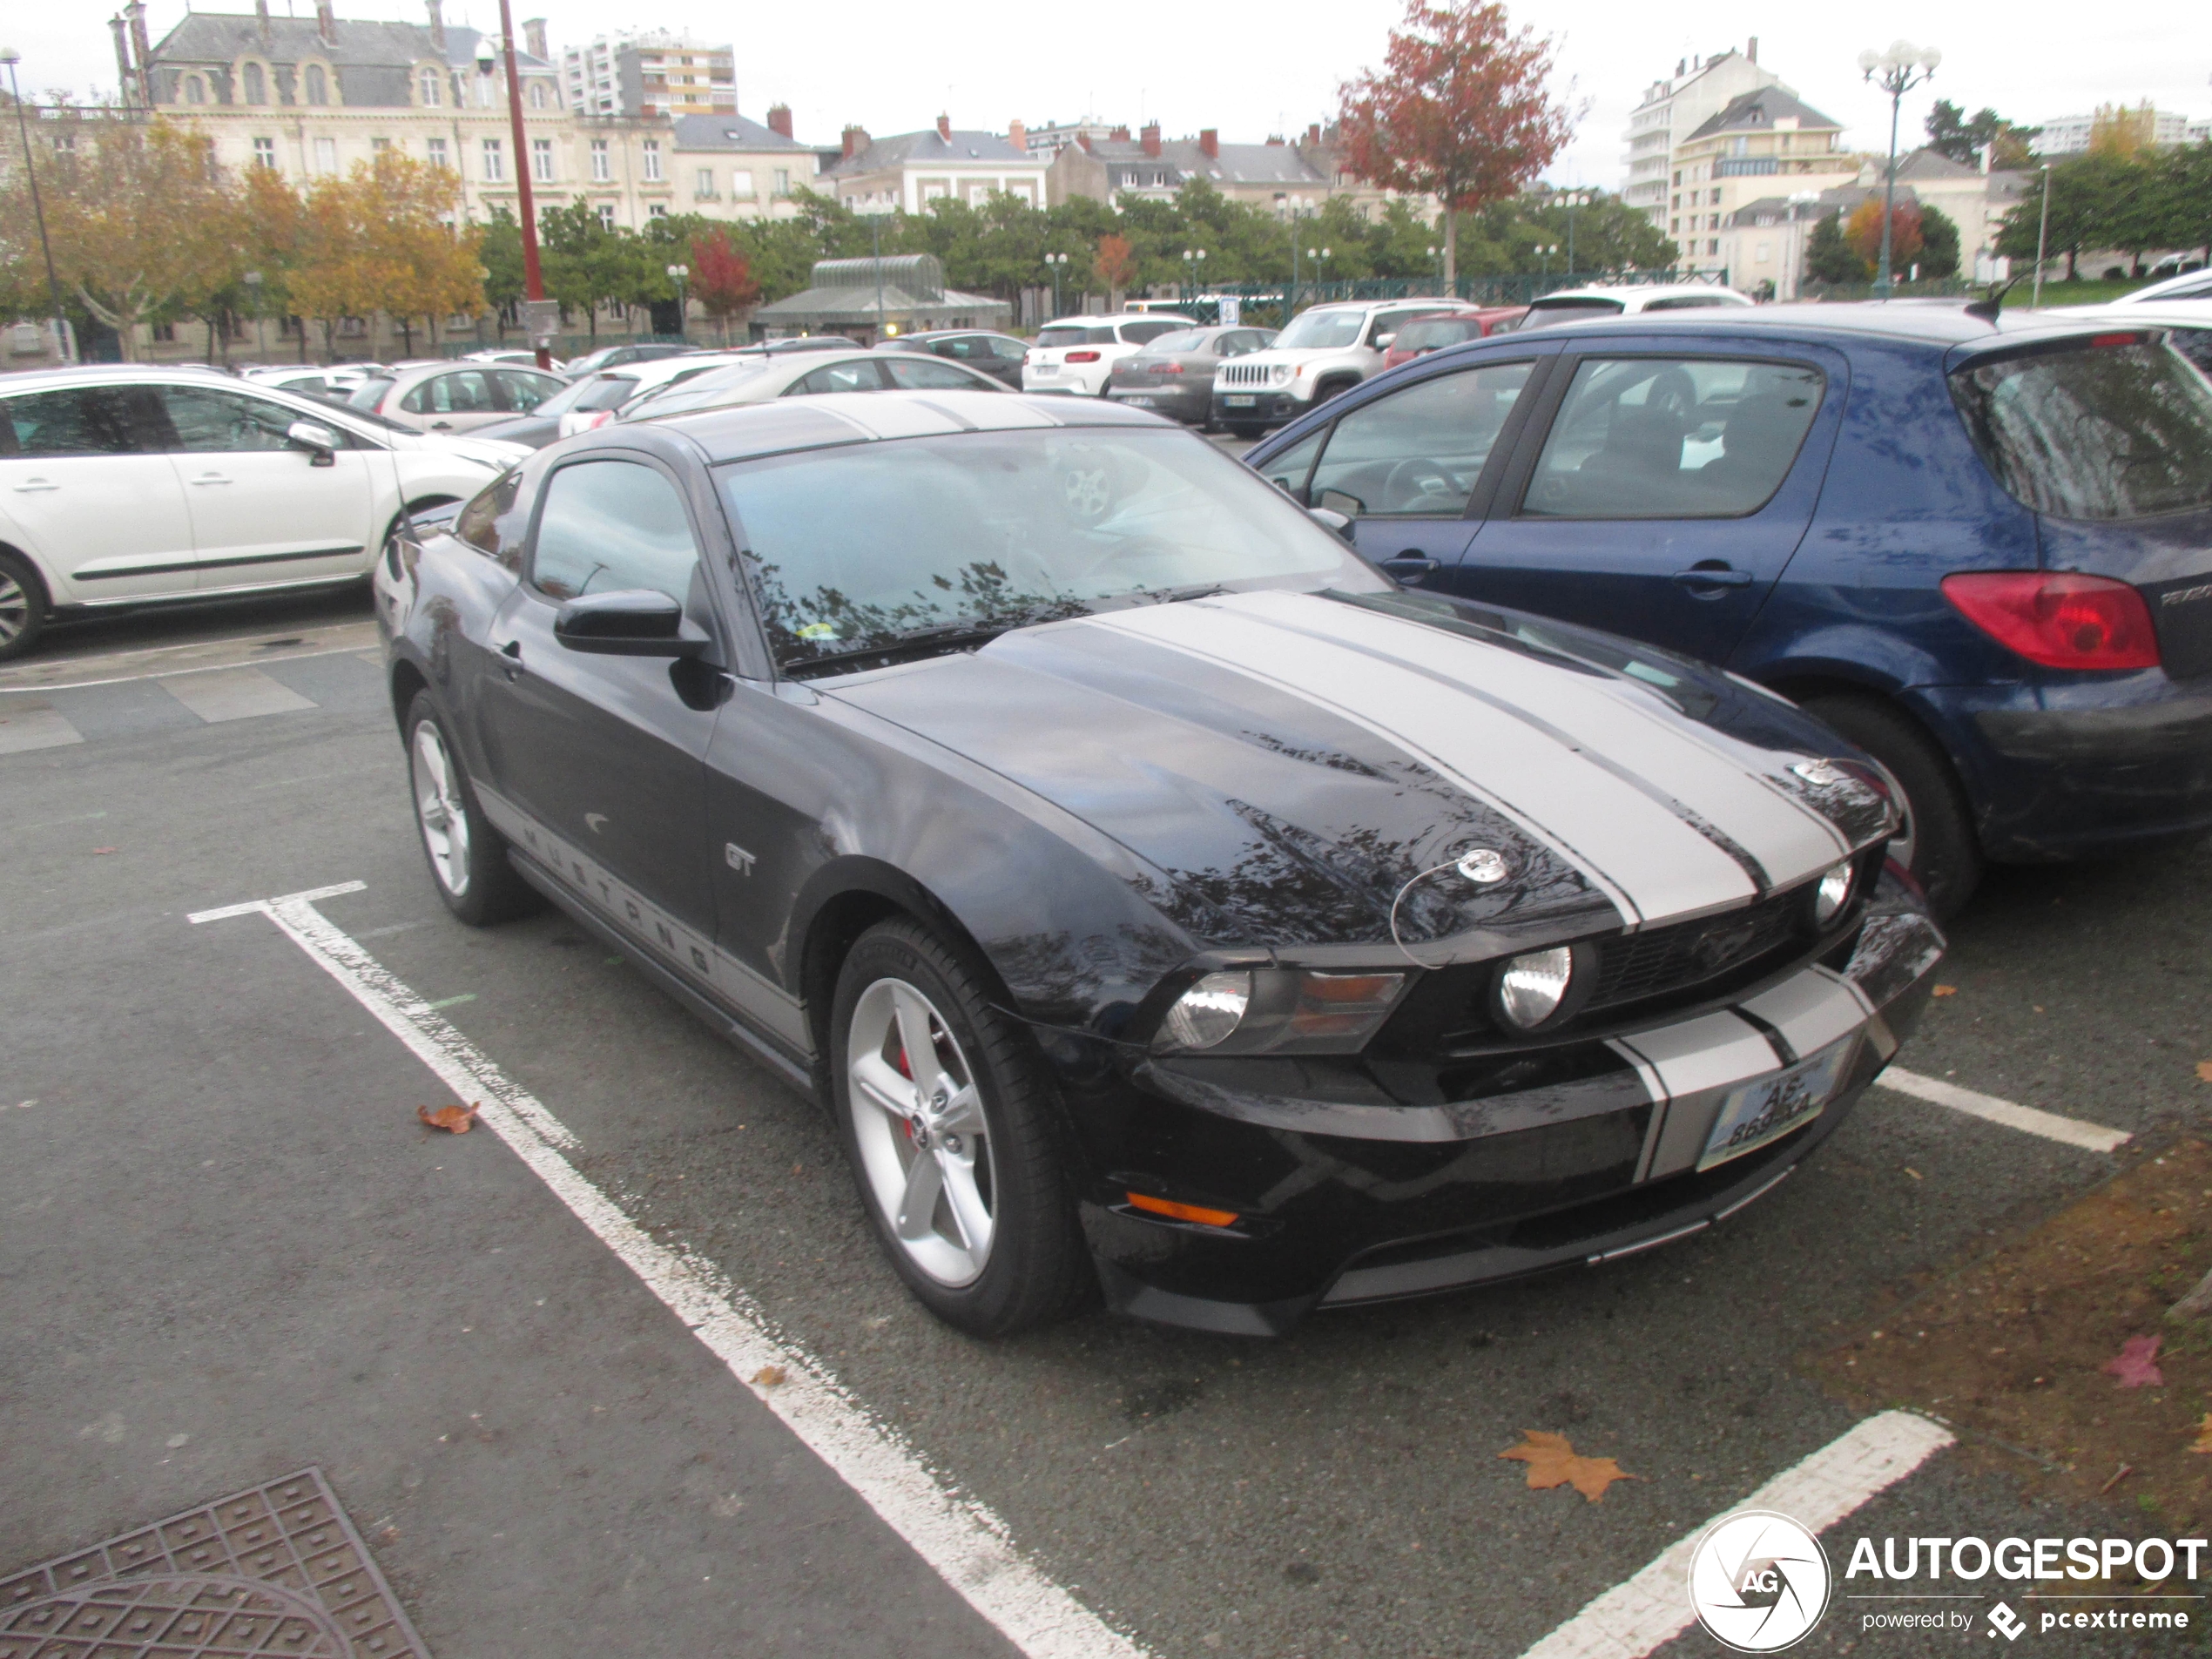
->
[1379, 307, 1529, 371]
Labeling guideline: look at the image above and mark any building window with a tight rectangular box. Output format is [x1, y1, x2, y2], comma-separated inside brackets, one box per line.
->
[51, 132, 74, 153]
[1755, 240, 1771, 264]
[772, 167, 789, 195]
[1710, 188, 1723, 206]
[696, 166, 715, 194]
[597, 203, 616, 230]
[532, 138, 554, 182]
[590, 139, 610, 181]
[476, 74, 497, 109]
[482, 138, 503, 182]
[419, 67, 442, 107]
[371, 137, 390, 154]
[313, 137, 337, 174]
[184, 74, 206, 105]
[1152, 171, 1166, 186]
[305, 64, 328, 105]
[529, 80, 548, 110]
[1709, 239, 1721, 256]
[732, 169, 753, 198]
[642, 140, 662, 181]
[647, 202, 668, 219]
[241, 62, 266, 104]
[152, 322, 177, 343]
[252, 136, 277, 170]
[427, 136, 449, 172]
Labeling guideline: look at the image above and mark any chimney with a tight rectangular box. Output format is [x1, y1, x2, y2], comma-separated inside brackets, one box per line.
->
[842, 124, 869, 159]
[425, 0, 446, 51]
[523, 17, 548, 62]
[1305, 122, 1321, 147]
[1077, 132, 1092, 152]
[767, 104, 793, 139]
[126, 3, 152, 106]
[110, 13, 137, 101]
[936, 112, 951, 141]
[1007, 118, 1026, 152]
[1109, 125, 1130, 141]
[1747, 36, 1757, 63]
[254, 0, 272, 44]
[1198, 128, 1217, 159]
[1140, 122, 1161, 157]
[316, 0, 337, 49]
[1264, 133, 1285, 146]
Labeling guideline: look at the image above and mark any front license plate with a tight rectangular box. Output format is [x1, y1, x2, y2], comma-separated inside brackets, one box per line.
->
[1125, 395, 1156, 407]
[1697, 1039, 1857, 1171]
[1225, 395, 1256, 408]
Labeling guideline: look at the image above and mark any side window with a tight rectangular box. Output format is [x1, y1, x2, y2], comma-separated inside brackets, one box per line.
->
[401, 371, 495, 415]
[1521, 358, 1825, 520]
[884, 356, 990, 390]
[159, 386, 300, 453]
[531, 460, 699, 603]
[1259, 428, 1326, 502]
[494, 370, 556, 413]
[453, 470, 523, 569]
[791, 361, 887, 395]
[0, 388, 165, 456]
[1367, 309, 1427, 347]
[1307, 362, 1535, 517]
[1121, 320, 1183, 345]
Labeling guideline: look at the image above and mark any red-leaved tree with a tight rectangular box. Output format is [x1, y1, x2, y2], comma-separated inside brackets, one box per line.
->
[690, 228, 761, 344]
[1846, 199, 1924, 275]
[1336, 0, 1577, 284]
[1094, 233, 1137, 307]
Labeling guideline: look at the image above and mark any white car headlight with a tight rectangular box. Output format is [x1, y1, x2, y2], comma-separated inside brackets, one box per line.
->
[1497, 947, 1575, 1030]
[1160, 971, 1251, 1050]
[1813, 860, 1855, 925]
[1153, 968, 1406, 1055]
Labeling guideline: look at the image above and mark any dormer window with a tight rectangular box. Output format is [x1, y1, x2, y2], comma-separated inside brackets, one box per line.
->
[418, 67, 441, 107]
[183, 73, 207, 105]
[304, 64, 328, 105]
[529, 80, 549, 110]
[241, 62, 266, 104]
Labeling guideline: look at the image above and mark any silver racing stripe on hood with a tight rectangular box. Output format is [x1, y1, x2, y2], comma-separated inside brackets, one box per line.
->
[1087, 592, 1844, 927]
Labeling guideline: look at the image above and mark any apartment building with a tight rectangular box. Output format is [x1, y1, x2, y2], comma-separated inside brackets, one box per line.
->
[562, 31, 734, 118]
[1669, 86, 1855, 280]
[824, 118, 1049, 212]
[1621, 42, 1784, 230]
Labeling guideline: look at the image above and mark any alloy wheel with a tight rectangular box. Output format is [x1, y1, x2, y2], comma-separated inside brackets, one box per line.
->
[846, 977, 996, 1287]
[410, 721, 471, 897]
[0, 568, 28, 648]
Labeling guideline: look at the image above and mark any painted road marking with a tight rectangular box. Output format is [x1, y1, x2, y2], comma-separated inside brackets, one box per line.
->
[0, 620, 379, 693]
[1517, 1411, 1955, 1659]
[1876, 1067, 2131, 1153]
[0, 704, 84, 754]
[190, 881, 1149, 1659]
[158, 666, 317, 724]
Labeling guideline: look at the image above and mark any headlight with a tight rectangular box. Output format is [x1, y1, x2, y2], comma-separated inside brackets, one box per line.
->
[1271, 364, 1292, 385]
[1153, 968, 1406, 1055]
[1160, 971, 1251, 1050]
[1813, 860, 1855, 925]
[1497, 947, 1575, 1030]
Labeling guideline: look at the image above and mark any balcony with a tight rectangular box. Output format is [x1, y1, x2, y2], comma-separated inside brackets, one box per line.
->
[1715, 158, 1778, 177]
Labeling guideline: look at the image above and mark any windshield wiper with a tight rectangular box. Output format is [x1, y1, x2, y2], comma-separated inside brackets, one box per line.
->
[780, 619, 1019, 678]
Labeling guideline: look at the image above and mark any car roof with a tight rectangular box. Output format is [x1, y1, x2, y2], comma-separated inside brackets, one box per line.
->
[634, 388, 1171, 465]
[1529, 284, 1752, 306]
[1459, 300, 2138, 350]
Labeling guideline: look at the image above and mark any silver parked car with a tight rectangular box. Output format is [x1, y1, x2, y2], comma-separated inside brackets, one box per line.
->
[347, 361, 568, 435]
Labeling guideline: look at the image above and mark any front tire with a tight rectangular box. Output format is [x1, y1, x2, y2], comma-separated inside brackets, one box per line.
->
[0, 549, 51, 664]
[404, 691, 537, 927]
[1802, 693, 1983, 920]
[830, 919, 1089, 1336]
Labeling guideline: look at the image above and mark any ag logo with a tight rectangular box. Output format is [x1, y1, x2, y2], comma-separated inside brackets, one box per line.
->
[1687, 1510, 1831, 1652]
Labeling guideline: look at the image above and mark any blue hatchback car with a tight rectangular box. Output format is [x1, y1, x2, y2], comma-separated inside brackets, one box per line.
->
[1243, 304, 2212, 916]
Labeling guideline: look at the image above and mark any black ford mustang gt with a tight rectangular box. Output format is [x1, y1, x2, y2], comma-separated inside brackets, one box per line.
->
[374, 390, 1945, 1337]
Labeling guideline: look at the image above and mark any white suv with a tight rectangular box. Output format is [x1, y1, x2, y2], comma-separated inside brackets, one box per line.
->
[0, 365, 523, 661]
[1211, 300, 1479, 435]
[1022, 314, 1197, 397]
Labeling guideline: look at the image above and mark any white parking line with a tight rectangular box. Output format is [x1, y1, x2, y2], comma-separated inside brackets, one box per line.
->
[159, 665, 317, 723]
[1517, 1411, 1955, 1659]
[1875, 1067, 2130, 1153]
[189, 882, 1148, 1659]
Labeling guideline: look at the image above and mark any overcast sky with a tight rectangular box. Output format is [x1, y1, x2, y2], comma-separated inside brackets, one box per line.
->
[8, 0, 2203, 187]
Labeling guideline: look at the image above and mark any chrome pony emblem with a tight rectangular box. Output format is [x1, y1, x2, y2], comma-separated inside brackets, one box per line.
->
[1455, 847, 1510, 885]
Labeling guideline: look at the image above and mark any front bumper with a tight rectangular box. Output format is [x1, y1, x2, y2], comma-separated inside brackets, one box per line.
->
[1062, 878, 1946, 1334]
[1211, 389, 1310, 426]
[1106, 384, 1210, 422]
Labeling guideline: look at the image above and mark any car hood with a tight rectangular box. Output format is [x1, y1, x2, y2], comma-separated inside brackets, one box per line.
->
[832, 589, 1891, 954]
[394, 428, 530, 466]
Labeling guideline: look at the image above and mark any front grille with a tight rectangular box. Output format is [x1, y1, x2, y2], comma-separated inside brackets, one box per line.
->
[1587, 886, 1808, 1014]
[1217, 361, 1271, 387]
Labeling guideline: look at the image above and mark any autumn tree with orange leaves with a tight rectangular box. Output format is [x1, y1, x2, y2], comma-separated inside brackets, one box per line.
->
[1335, 0, 1577, 285]
[1846, 199, 1923, 274]
[1093, 233, 1137, 307]
[689, 227, 761, 344]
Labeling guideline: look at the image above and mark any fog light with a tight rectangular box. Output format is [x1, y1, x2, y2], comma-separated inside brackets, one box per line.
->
[1160, 970, 1251, 1050]
[1498, 947, 1574, 1030]
[1814, 860, 1855, 925]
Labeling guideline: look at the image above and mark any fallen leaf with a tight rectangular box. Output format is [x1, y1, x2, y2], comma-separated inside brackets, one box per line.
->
[2196, 1061, 2212, 1084]
[416, 1103, 478, 1134]
[1932, 984, 1958, 997]
[751, 1366, 786, 1388]
[1498, 1430, 1635, 1502]
[2190, 1415, 2212, 1455]
[91, 847, 118, 855]
[2101, 1334, 2165, 1389]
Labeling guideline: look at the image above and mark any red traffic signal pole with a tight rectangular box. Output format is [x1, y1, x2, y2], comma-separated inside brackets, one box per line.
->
[497, 0, 550, 370]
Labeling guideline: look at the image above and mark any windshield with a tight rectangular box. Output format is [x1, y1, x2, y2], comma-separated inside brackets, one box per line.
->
[347, 378, 394, 410]
[1037, 326, 1113, 348]
[624, 361, 779, 421]
[1272, 310, 1366, 350]
[1518, 300, 1627, 330]
[1951, 336, 2212, 522]
[530, 374, 631, 418]
[718, 427, 1382, 674]
[1396, 320, 1482, 350]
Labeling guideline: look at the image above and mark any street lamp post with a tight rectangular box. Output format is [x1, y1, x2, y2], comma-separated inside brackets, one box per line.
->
[1043, 251, 1069, 320]
[2032, 163, 2053, 307]
[1536, 242, 1561, 279]
[1559, 189, 1591, 280]
[1426, 244, 1441, 294]
[1, 48, 71, 363]
[1181, 246, 1206, 308]
[1858, 39, 1941, 299]
[665, 263, 689, 341]
[495, 0, 551, 370]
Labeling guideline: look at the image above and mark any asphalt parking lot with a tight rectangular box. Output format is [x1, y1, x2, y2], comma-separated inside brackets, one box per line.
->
[3, 586, 2208, 1659]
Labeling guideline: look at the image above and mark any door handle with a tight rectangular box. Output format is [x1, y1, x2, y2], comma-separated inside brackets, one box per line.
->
[189, 472, 233, 486]
[1671, 563, 1752, 590]
[430, 421, 454, 430]
[11, 479, 58, 492]
[1380, 556, 1441, 583]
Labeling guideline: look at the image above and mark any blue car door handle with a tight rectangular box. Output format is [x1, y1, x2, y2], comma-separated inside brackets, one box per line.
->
[1672, 563, 1753, 590]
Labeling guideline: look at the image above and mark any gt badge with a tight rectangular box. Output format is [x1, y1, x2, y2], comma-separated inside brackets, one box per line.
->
[725, 842, 756, 875]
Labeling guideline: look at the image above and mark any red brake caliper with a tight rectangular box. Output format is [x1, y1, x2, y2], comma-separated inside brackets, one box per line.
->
[894, 1040, 914, 1137]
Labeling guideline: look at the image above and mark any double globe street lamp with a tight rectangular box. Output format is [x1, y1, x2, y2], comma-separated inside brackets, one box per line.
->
[1042, 250, 1069, 320]
[665, 262, 689, 341]
[1858, 40, 1941, 298]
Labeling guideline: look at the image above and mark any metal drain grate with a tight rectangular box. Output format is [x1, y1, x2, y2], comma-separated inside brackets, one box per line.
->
[0, 1470, 428, 1658]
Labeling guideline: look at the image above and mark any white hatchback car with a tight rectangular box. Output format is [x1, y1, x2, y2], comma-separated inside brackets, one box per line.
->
[0, 365, 523, 661]
[1512, 283, 1756, 331]
[1022, 314, 1197, 397]
[1210, 299, 1484, 435]
[347, 361, 570, 435]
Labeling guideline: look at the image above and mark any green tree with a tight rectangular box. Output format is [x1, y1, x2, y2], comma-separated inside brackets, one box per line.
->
[1917, 203, 1961, 278]
[1805, 212, 1868, 285]
[1925, 100, 2039, 169]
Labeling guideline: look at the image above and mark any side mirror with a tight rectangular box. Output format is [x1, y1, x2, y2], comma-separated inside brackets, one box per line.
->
[287, 420, 338, 466]
[1308, 506, 1356, 544]
[553, 589, 711, 658]
[1374, 333, 1397, 348]
[1315, 487, 1365, 519]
